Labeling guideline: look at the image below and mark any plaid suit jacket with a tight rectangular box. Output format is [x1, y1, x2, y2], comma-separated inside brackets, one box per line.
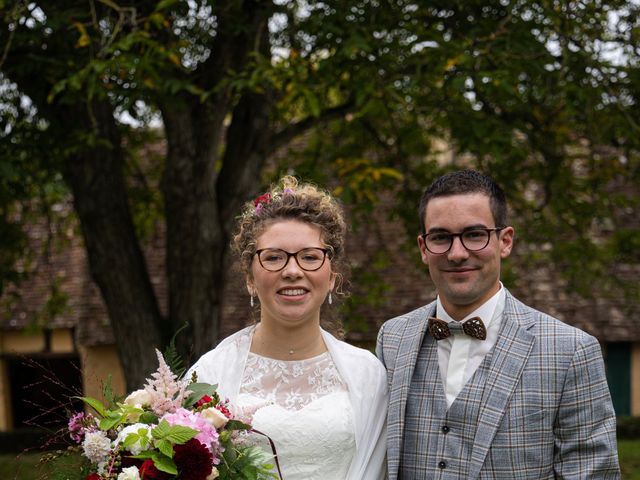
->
[376, 290, 620, 479]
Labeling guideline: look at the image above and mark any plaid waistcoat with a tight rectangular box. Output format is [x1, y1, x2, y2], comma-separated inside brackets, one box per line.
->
[401, 334, 493, 479]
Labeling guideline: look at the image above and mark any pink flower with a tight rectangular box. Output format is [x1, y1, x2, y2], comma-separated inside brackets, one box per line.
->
[161, 408, 220, 458]
[215, 404, 233, 420]
[68, 411, 98, 443]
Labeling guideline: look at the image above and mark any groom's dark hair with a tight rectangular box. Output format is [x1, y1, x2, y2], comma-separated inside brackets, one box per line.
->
[418, 169, 508, 232]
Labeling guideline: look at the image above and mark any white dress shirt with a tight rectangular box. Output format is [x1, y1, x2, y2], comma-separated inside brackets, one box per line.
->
[435, 285, 506, 407]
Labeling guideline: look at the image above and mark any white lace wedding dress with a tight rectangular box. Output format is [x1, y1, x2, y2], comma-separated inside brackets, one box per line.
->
[236, 351, 356, 480]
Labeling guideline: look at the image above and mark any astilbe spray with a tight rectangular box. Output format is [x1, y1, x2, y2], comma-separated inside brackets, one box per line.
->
[144, 349, 192, 416]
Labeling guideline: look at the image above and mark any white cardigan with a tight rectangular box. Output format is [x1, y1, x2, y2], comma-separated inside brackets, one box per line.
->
[188, 325, 388, 480]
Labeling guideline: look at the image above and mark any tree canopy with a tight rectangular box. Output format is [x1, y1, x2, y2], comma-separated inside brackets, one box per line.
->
[1, 0, 639, 387]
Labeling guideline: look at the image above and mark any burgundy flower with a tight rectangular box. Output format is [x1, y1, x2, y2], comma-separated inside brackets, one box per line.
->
[174, 439, 213, 480]
[85, 474, 100, 480]
[139, 459, 171, 480]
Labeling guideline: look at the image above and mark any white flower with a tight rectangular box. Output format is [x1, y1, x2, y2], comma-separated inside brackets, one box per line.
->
[200, 407, 229, 429]
[115, 423, 153, 455]
[117, 466, 141, 480]
[124, 389, 152, 408]
[207, 467, 220, 480]
[82, 430, 112, 464]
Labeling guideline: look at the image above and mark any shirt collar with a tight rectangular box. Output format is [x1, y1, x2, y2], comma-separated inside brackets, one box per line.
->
[436, 283, 504, 328]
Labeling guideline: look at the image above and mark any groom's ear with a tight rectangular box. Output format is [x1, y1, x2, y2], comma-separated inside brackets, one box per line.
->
[417, 234, 429, 265]
[499, 226, 515, 259]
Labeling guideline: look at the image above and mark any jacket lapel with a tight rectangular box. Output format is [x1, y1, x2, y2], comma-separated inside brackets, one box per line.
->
[387, 304, 434, 480]
[468, 292, 536, 478]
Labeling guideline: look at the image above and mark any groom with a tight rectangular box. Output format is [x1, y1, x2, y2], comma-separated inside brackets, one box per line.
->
[376, 170, 620, 479]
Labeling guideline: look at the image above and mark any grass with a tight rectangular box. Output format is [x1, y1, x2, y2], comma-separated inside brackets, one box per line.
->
[620, 439, 640, 480]
[0, 449, 85, 480]
[2, 440, 639, 479]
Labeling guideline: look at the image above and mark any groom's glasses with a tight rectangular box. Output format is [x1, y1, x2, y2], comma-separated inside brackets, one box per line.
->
[421, 227, 505, 255]
[255, 248, 331, 272]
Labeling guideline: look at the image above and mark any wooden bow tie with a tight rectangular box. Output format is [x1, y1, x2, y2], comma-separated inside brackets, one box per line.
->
[428, 316, 487, 340]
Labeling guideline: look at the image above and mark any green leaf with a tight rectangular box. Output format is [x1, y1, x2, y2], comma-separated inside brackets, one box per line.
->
[225, 419, 252, 432]
[303, 89, 321, 117]
[139, 411, 159, 424]
[76, 396, 106, 417]
[152, 420, 198, 444]
[151, 453, 178, 475]
[152, 419, 170, 438]
[165, 425, 198, 444]
[156, 438, 174, 458]
[164, 321, 189, 378]
[99, 411, 125, 431]
[101, 374, 117, 408]
[183, 382, 219, 408]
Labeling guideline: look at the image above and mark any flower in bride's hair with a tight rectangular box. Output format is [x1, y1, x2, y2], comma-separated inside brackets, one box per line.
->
[253, 193, 271, 215]
[253, 193, 271, 207]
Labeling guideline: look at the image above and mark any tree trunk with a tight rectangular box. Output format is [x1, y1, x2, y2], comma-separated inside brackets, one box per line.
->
[160, 1, 275, 362]
[62, 101, 164, 390]
[160, 97, 229, 362]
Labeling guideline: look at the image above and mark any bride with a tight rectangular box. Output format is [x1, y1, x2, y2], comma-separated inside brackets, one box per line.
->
[187, 176, 387, 480]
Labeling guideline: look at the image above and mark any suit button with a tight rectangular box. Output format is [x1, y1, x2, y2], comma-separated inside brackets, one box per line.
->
[438, 461, 447, 469]
[442, 425, 450, 434]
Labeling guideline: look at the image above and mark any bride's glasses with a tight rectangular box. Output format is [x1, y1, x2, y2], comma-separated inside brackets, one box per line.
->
[255, 248, 331, 272]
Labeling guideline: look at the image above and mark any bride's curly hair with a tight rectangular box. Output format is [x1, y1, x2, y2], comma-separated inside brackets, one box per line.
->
[232, 176, 348, 335]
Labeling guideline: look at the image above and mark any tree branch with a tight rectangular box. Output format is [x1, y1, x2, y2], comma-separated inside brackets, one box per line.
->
[268, 100, 355, 156]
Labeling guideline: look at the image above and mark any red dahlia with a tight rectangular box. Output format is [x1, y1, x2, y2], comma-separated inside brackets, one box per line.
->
[86, 474, 100, 480]
[139, 459, 171, 480]
[174, 439, 213, 480]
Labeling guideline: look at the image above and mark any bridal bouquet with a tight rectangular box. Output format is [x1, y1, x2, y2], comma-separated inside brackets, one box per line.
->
[67, 350, 278, 480]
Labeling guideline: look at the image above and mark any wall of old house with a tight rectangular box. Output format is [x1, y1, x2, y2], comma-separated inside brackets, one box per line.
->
[633, 343, 640, 416]
[79, 345, 126, 403]
[0, 360, 11, 430]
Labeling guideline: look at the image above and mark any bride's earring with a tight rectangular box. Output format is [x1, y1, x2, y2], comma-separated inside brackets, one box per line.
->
[250, 295, 254, 307]
[328, 292, 333, 305]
